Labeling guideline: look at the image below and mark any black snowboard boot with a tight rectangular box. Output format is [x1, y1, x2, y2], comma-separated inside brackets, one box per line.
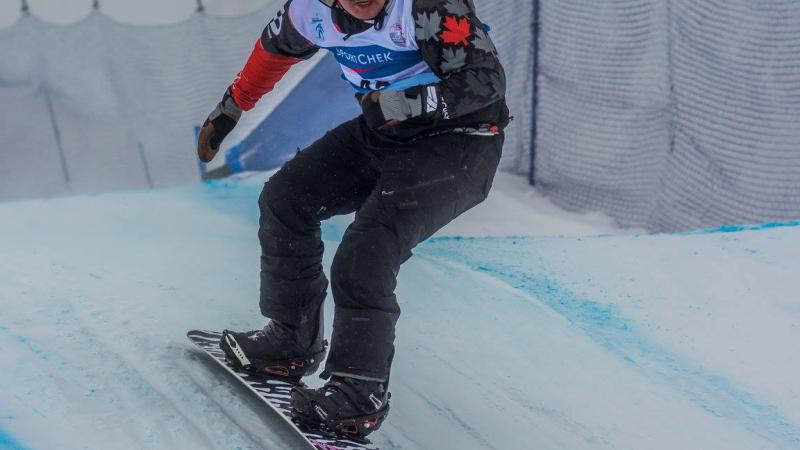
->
[290, 376, 391, 438]
[220, 306, 327, 381]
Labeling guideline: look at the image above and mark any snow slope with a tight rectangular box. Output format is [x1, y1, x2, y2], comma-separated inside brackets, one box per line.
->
[0, 174, 798, 449]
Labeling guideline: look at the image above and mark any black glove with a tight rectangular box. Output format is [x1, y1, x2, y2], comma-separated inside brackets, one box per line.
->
[197, 87, 242, 163]
[360, 85, 441, 130]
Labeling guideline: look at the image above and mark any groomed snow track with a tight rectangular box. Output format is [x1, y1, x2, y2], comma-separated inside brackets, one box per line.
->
[1, 178, 798, 449]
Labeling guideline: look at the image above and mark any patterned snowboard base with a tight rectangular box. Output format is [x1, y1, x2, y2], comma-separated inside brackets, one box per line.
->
[187, 330, 379, 450]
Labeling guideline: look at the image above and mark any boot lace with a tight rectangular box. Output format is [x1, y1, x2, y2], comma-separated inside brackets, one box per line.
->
[261, 320, 293, 344]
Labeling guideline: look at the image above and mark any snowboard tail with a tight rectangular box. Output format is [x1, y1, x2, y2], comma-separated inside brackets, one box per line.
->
[187, 330, 379, 450]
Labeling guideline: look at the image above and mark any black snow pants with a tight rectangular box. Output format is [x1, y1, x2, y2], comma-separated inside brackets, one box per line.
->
[258, 116, 503, 382]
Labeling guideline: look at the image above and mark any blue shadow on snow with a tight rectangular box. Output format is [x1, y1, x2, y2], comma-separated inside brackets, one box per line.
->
[419, 234, 800, 448]
[0, 426, 29, 450]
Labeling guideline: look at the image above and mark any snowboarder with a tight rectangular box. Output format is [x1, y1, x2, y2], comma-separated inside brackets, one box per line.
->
[197, 0, 508, 438]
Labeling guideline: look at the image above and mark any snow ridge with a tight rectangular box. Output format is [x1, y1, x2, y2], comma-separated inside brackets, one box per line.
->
[420, 234, 800, 448]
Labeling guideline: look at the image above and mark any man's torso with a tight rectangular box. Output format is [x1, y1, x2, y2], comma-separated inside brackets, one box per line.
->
[287, 0, 440, 93]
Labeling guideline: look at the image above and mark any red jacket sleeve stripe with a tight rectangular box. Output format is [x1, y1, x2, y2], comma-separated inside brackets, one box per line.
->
[230, 39, 301, 111]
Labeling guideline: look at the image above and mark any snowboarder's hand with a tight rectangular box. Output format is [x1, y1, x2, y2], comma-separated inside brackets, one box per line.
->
[360, 88, 433, 130]
[360, 91, 393, 130]
[197, 88, 242, 163]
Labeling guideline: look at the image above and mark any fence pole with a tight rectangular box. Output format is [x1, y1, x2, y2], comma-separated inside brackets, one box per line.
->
[196, 0, 205, 13]
[529, 0, 540, 186]
[137, 142, 155, 189]
[20, 0, 29, 14]
[43, 89, 71, 187]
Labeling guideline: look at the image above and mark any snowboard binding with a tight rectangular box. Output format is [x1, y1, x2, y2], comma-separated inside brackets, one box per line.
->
[290, 376, 391, 438]
[220, 330, 327, 381]
[291, 402, 390, 439]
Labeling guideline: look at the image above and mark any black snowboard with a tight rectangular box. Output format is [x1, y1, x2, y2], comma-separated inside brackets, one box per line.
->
[187, 330, 379, 450]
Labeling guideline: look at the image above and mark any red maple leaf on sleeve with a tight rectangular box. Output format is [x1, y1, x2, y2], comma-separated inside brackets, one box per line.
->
[441, 15, 472, 46]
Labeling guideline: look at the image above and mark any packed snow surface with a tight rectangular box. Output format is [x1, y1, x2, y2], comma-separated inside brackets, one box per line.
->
[1, 173, 798, 450]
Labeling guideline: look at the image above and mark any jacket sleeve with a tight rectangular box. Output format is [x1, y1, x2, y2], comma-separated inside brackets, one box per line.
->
[411, 0, 506, 119]
[230, 0, 320, 111]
